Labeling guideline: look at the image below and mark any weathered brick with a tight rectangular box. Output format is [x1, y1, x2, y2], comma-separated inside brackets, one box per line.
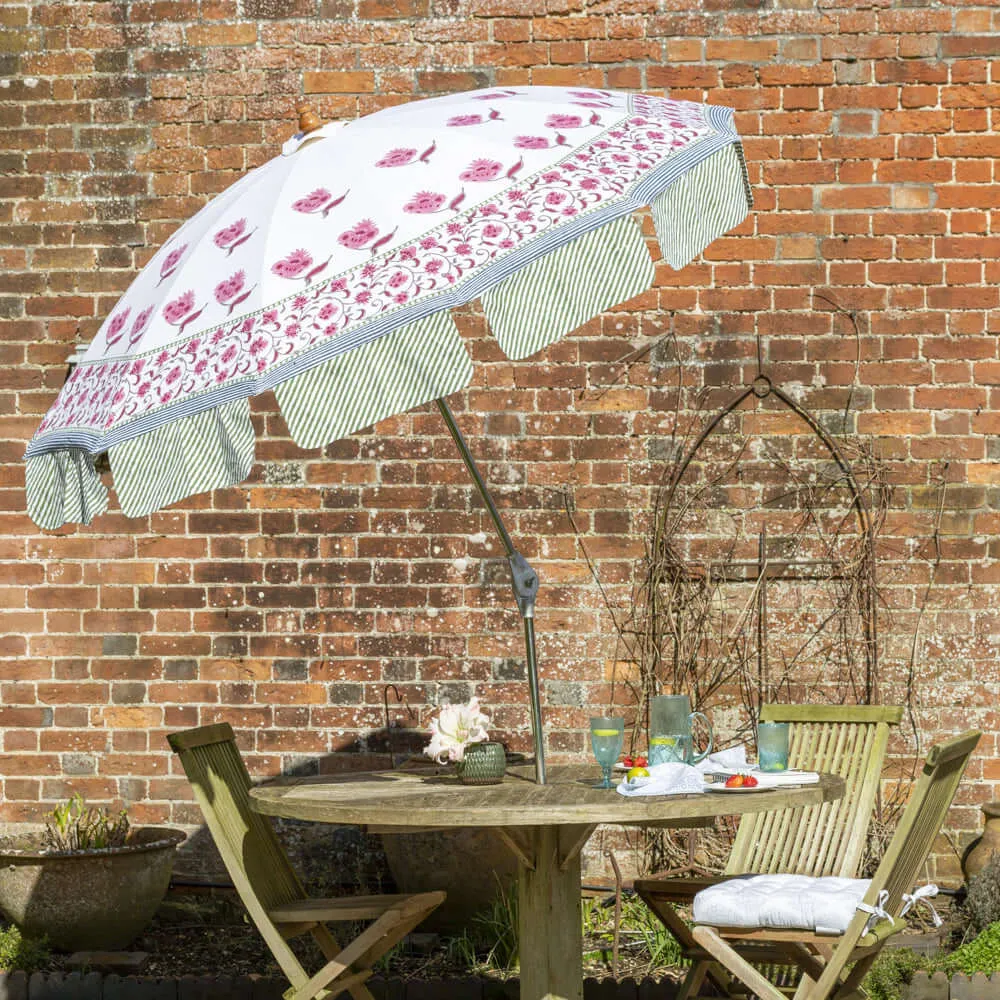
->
[0, 0, 997, 878]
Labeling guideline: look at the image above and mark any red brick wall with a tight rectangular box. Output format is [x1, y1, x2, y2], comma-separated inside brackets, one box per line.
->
[2, 1, 998, 877]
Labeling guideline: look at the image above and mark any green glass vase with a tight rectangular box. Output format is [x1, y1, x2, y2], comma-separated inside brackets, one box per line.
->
[457, 742, 506, 785]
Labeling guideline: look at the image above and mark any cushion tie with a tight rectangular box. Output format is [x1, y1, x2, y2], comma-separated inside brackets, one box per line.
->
[900, 884, 942, 927]
[856, 889, 894, 934]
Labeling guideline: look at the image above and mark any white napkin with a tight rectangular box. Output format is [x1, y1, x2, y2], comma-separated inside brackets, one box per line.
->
[617, 746, 750, 797]
[616, 745, 819, 796]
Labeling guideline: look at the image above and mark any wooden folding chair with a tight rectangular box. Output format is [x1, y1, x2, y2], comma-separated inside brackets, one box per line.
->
[168, 723, 445, 1000]
[691, 729, 981, 1000]
[635, 704, 902, 998]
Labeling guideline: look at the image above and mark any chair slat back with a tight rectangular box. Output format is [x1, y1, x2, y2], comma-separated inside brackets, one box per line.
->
[727, 704, 903, 878]
[168, 723, 305, 913]
[811, 730, 980, 997]
[871, 730, 981, 917]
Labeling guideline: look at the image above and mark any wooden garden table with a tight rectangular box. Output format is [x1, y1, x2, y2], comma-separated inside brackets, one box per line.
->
[250, 765, 844, 1000]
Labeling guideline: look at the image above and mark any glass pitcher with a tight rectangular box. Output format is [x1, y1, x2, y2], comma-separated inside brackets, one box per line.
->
[649, 694, 713, 765]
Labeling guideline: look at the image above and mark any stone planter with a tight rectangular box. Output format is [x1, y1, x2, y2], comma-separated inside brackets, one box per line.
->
[0, 826, 186, 951]
[962, 801, 1000, 881]
[380, 826, 518, 934]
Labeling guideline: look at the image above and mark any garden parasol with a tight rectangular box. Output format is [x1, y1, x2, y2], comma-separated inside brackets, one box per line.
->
[24, 86, 753, 783]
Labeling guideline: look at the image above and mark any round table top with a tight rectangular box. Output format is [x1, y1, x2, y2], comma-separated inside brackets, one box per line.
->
[249, 764, 845, 829]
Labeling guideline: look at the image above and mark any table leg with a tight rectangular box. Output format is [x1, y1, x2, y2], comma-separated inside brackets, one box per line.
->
[517, 826, 585, 1000]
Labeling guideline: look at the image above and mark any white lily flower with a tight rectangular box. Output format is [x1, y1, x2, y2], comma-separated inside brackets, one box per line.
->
[425, 697, 491, 763]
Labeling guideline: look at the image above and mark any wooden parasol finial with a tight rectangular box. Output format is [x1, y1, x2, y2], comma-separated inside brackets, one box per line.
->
[296, 101, 322, 135]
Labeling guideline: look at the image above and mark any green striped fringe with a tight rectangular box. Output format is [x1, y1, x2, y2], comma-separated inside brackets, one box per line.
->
[481, 214, 655, 362]
[274, 310, 472, 450]
[25, 449, 108, 530]
[108, 397, 254, 518]
[652, 143, 753, 270]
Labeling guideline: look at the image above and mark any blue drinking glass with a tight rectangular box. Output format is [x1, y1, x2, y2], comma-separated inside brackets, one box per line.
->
[590, 716, 624, 789]
[757, 722, 790, 772]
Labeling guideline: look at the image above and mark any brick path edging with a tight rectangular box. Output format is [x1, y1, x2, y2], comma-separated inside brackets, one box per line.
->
[0, 971, 996, 999]
[0, 973, 674, 1000]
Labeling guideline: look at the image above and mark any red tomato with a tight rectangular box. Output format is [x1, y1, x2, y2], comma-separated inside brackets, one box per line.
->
[725, 774, 745, 788]
[635, 755, 647, 768]
[743, 774, 758, 787]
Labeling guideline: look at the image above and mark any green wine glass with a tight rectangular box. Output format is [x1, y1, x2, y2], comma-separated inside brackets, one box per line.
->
[590, 716, 624, 789]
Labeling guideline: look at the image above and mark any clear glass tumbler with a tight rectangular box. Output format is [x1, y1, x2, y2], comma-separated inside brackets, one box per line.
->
[590, 716, 625, 789]
[757, 722, 790, 772]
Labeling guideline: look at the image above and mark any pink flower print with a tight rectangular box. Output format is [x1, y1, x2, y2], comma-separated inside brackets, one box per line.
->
[356, 289, 371, 303]
[499, 238, 514, 249]
[471, 90, 516, 100]
[425, 258, 442, 273]
[220, 344, 239, 366]
[482, 223, 503, 238]
[545, 191, 566, 206]
[403, 191, 447, 214]
[393, 292, 408, 304]
[330, 278, 348, 292]
[194, 358, 207, 375]
[240, 317, 256, 333]
[376, 147, 418, 167]
[213, 218, 254, 255]
[103, 307, 130, 353]
[157, 243, 187, 285]
[293, 188, 332, 213]
[580, 177, 599, 190]
[137, 381, 151, 397]
[291, 188, 349, 219]
[545, 114, 583, 130]
[163, 290, 194, 324]
[459, 159, 503, 183]
[162, 290, 204, 336]
[215, 270, 245, 304]
[514, 135, 551, 150]
[388, 271, 408, 289]
[271, 249, 313, 279]
[318, 302, 337, 320]
[249, 336, 268, 356]
[338, 219, 379, 251]
[165, 365, 182, 386]
[447, 114, 483, 127]
[214, 270, 254, 315]
[570, 89, 608, 99]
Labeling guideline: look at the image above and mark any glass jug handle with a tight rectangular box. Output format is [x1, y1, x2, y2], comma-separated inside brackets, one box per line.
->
[689, 711, 714, 764]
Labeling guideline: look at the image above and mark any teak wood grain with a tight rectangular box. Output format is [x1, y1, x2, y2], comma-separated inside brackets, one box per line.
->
[249, 763, 844, 829]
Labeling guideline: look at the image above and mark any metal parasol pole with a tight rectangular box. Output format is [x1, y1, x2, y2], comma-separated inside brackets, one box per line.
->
[435, 398, 546, 784]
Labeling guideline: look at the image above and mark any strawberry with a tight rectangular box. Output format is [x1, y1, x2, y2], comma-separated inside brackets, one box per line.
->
[623, 755, 634, 768]
[635, 755, 647, 768]
[743, 775, 758, 787]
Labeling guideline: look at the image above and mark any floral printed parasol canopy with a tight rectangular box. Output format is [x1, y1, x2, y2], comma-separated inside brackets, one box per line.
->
[25, 86, 752, 530]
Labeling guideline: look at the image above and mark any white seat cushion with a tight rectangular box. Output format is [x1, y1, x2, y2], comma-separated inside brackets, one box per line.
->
[693, 874, 872, 936]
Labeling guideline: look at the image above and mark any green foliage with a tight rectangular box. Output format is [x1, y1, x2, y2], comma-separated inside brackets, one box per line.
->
[964, 853, 1000, 933]
[44, 793, 129, 852]
[471, 878, 519, 972]
[0, 926, 50, 973]
[937, 920, 1000, 977]
[582, 895, 687, 973]
[862, 948, 931, 1000]
[862, 922, 1000, 1000]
